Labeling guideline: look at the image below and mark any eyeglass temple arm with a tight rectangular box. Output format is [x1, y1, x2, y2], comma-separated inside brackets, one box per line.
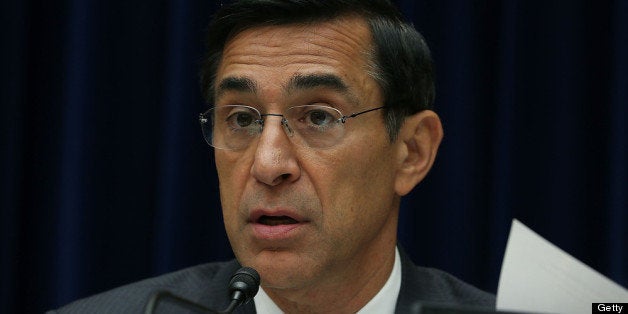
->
[340, 106, 385, 123]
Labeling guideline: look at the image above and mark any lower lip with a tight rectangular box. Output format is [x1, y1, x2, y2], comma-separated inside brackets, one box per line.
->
[251, 222, 306, 240]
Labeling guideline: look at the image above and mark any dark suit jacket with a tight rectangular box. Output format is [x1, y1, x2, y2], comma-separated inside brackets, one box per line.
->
[48, 249, 495, 313]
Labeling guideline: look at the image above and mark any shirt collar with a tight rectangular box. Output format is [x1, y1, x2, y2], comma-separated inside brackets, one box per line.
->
[253, 247, 402, 314]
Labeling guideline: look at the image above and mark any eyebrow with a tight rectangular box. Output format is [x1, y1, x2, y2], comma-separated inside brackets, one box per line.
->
[286, 73, 349, 93]
[215, 76, 258, 98]
[215, 73, 358, 104]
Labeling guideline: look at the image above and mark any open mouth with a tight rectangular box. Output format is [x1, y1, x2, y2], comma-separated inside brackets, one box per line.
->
[250, 210, 305, 239]
[258, 215, 299, 226]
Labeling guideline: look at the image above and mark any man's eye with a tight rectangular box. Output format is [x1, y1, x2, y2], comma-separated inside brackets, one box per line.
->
[306, 110, 334, 126]
[227, 112, 255, 128]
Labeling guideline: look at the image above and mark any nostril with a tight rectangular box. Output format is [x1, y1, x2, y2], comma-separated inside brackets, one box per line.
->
[270, 173, 291, 186]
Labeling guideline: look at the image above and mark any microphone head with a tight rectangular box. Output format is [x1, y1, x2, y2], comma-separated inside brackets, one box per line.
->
[228, 267, 260, 303]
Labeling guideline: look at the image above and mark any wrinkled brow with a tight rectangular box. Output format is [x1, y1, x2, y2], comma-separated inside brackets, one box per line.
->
[215, 73, 358, 104]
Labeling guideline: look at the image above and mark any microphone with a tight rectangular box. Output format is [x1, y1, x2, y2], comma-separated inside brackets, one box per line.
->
[223, 267, 261, 313]
[144, 266, 260, 314]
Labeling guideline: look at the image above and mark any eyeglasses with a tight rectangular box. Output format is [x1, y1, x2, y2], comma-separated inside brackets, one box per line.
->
[199, 105, 384, 151]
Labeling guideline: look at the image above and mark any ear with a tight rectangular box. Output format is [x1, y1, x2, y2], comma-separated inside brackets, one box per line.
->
[393, 110, 443, 196]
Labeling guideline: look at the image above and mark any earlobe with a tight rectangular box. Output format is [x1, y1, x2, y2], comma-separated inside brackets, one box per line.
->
[394, 110, 443, 196]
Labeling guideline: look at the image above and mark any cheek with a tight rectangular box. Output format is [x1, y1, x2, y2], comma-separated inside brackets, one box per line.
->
[305, 141, 395, 221]
[215, 152, 251, 216]
[216, 153, 254, 255]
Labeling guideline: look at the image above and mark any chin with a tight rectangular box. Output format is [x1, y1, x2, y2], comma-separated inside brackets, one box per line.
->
[247, 250, 314, 289]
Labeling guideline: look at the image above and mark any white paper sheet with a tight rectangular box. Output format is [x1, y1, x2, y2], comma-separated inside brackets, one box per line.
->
[497, 219, 628, 314]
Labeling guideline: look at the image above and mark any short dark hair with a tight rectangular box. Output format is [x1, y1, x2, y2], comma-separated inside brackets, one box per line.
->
[200, 0, 435, 141]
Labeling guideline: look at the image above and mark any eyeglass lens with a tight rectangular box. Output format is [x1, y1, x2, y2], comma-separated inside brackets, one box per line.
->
[200, 104, 382, 150]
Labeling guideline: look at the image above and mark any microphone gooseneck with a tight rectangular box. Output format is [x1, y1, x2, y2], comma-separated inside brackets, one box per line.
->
[143, 266, 261, 314]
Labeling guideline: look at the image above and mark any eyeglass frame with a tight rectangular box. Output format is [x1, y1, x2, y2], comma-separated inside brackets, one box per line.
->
[199, 105, 385, 150]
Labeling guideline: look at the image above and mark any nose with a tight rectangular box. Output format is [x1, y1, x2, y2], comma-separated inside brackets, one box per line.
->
[250, 116, 300, 186]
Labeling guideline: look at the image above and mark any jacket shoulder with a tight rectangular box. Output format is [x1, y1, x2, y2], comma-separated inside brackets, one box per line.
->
[48, 260, 240, 314]
[396, 249, 495, 312]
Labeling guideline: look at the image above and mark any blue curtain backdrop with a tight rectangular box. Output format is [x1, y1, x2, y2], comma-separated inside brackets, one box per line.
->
[1, 0, 626, 312]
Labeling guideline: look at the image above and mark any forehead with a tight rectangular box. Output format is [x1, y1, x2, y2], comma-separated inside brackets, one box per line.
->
[215, 16, 376, 97]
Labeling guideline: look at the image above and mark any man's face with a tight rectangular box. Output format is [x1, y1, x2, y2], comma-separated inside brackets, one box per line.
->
[214, 17, 403, 290]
